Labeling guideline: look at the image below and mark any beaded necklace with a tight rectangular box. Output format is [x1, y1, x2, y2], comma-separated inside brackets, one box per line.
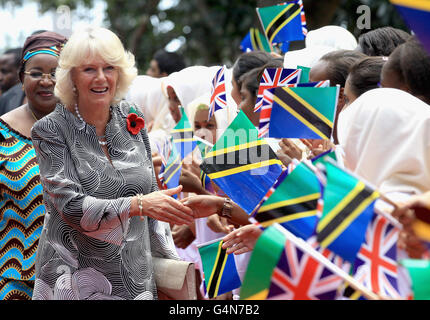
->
[74, 104, 108, 146]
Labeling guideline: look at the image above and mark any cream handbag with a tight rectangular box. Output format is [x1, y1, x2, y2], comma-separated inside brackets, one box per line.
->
[152, 257, 197, 300]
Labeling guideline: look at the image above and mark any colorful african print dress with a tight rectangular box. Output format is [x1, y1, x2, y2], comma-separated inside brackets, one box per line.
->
[0, 119, 46, 300]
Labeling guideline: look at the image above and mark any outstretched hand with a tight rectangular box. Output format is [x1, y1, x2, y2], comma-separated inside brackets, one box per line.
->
[139, 185, 194, 225]
[221, 224, 262, 255]
[180, 195, 222, 219]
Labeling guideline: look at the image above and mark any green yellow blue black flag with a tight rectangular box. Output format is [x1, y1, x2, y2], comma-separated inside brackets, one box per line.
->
[256, 1, 306, 45]
[200, 110, 283, 214]
[171, 107, 197, 159]
[316, 160, 379, 263]
[198, 238, 242, 299]
[267, 86, 339, 140]
[158, 139, 182, 198]
[253, 162, 320, 240]
[240, 27, 272, 53]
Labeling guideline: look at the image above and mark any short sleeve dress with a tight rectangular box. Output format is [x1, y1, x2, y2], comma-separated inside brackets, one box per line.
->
[31, 101, 179, 300]
[0, 119, 46, 300]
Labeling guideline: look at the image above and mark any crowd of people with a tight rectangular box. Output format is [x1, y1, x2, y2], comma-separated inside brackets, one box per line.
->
[0, 20, 429, 301]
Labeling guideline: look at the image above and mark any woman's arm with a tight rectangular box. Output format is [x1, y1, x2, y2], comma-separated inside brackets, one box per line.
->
[181, 194, 251, 227]
[31, 117, 193, 245]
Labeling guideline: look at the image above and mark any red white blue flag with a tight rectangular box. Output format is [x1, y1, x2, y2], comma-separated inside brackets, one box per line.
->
[254, 68, 301, 113]
[267, 236, 349, 300]
[208, 66, 227, 120]
[352, 212, 402, 299]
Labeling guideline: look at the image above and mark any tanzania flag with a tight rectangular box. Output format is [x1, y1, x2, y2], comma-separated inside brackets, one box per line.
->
[171, 107, 197, 159]
[254, 162, 320, 240]
[240, 225, 286, 300]
[257, 2, 306, 45]
[200, 110, 283, 214]
[316, 162, 379, 263]
[391, 0, 430, 55]
[267, 86, 339, 140]
[158, 142, 182, 198]
[240, 27, 272, 53]
[400, 259, 430, 300]
[198, 238, 242, 299]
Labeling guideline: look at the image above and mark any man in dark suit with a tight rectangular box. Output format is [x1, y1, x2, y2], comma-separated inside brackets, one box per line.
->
[0, 48, 25, 115]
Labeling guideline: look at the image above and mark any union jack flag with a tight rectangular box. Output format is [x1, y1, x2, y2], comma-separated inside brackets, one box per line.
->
[352, 212, 402, 299]
[267, 236, 349, 300]
[257, 81, 330, 138]
[254, 68, 301, 113]
[208, 66, 227, 120]
[258, 88, 275, 138]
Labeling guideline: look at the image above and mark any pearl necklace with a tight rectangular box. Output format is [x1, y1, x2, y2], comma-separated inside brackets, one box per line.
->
[74, 104, 107, 146]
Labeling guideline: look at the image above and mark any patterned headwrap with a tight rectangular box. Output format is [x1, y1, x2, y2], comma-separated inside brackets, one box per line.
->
[19, 31, 67, 76]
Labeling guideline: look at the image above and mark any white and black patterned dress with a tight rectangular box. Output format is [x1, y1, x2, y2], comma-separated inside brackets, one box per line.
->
[30, 102, 179, 300]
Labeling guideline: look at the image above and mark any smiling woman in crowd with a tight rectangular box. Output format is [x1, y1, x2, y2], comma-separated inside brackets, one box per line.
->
[0, 31, 67, 300]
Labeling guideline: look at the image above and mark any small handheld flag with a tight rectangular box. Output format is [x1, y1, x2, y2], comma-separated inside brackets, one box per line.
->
[257, 81, 330, 138]
[200, 110, 283, 214]
[316, 160, 379, 263]
[171, 107, 197, 159]
[260, 86, 339, 140]
[208, 66, 227, 120]
[253, 162, 321, 240]
[256, 1, 306, 45]
[353, 212, 402, 299]
[158, 141, 182, 198]
[240, 27, 272, 53]
[198, 238, 242, 299]
[254, 68, 302, 112]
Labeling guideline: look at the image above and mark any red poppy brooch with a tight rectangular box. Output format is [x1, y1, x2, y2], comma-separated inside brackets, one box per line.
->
[127, 107, 145, 135]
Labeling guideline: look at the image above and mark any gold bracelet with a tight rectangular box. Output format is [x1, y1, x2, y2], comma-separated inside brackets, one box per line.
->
[136, 193, 144, 221]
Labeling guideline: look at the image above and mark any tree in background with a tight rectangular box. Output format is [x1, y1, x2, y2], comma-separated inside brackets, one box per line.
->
[0, 0, 408, 73]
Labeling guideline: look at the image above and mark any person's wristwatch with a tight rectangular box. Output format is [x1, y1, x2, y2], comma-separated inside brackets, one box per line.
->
[219, 197, 233, 220]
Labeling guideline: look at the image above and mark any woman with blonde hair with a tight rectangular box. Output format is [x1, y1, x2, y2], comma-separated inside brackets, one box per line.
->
[31, 26, 194, 300]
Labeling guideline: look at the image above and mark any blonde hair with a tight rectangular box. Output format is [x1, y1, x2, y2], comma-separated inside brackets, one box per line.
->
[54, 26, 137, 106]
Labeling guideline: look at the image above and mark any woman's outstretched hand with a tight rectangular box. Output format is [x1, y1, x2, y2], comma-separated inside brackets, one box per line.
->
[221, 224, 262, 255]
[180, 195, 223, 219]
[136, 185, 194, 225]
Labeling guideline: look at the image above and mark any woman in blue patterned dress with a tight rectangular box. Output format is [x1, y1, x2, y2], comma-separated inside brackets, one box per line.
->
[0, 31, 67, 299]
[31, 26, 194, 300]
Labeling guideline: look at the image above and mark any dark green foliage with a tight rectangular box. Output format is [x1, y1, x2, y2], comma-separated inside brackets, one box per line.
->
[0, 0, 410, 73]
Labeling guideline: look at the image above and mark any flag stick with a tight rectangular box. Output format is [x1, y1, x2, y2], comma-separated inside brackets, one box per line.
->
[273, 223, 383, 300]
[193, 135, 214, 148]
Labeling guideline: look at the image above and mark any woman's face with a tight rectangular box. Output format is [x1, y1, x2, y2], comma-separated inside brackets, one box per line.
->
[22, 53, 59, 114]
[238, 84, 259, 127]
[194, 108, 217, 145]
[343, 75, 358, 108]
[231, 78, 241, 106]
[166, 85, 182, 123]
[71, 55, 119, 109]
